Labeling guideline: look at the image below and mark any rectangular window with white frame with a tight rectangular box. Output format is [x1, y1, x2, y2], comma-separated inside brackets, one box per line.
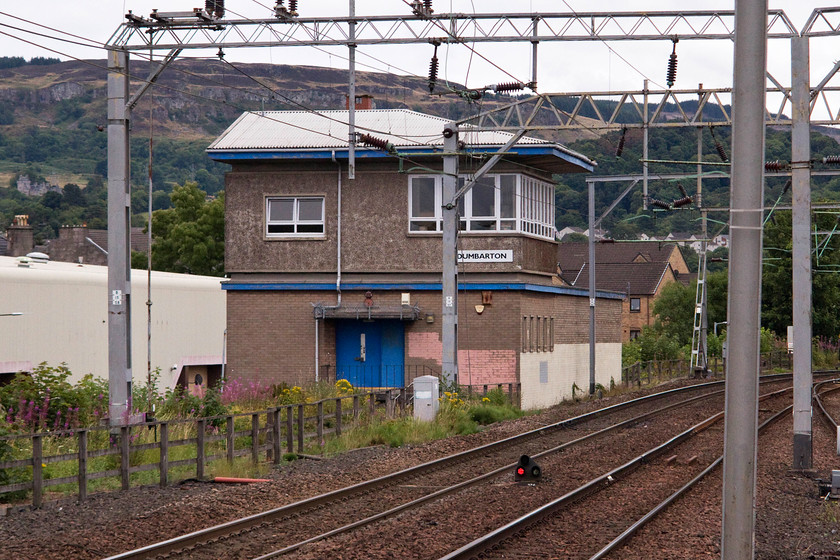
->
[266, 196, 325, 237]
[408, 173, 555, 240]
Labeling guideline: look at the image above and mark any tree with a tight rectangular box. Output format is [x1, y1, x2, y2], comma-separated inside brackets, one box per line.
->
[762, 211, 840, 338]
[149, 182, 225, 276]
[652, 281, 695, 347]
[62, 183, 85, 207]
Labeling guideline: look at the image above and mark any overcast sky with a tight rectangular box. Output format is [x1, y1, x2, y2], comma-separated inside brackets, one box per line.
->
[0, 2, 838, 107]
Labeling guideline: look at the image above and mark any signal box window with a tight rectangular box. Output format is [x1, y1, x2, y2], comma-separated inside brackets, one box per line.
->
[408, 173, 554, 240]
[630, 298, 641, 313]
[266, 196, 325, 237]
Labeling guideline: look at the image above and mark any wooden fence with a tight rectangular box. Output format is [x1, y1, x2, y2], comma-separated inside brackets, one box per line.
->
[622, 351, 793, 386]
[0, 389, 408, 510]
[461, 383, 521, 408]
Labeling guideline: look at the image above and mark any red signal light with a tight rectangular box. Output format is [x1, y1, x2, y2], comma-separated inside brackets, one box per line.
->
[514, 455, 541, 483]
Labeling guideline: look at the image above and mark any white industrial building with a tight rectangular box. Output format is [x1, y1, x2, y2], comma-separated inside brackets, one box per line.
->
[0, 255, 226, 391]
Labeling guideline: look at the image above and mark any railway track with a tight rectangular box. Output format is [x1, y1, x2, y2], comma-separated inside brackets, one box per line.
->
[104, 375, 799, 560]
[814, 376, 840, 432]
[438, 387, 793, 560]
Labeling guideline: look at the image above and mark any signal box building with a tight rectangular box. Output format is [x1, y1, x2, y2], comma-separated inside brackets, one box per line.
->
[208, 109, 623, 409]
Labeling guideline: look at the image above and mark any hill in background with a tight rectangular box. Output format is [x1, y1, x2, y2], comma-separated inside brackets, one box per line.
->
[1, 56, 839, 244]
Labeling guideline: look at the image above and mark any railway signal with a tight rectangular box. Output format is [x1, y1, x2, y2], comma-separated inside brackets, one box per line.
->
[515, 455, 541, 483]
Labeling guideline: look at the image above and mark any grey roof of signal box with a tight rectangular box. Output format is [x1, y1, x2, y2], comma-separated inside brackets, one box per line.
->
[207, 109, 596, 174]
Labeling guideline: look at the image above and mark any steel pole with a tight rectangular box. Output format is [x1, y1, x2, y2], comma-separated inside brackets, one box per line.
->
[698, 125, 708, 373]
[791, 35, 813, 470]
[531, 17, 539, 90]
[441, 123, 459, 387]
[348, 0, 356, 180]
[721, 1, 767, 558]
[588, 179, 596, 395]
[107, 49, 133, 426]
[643, 80, 649, 208]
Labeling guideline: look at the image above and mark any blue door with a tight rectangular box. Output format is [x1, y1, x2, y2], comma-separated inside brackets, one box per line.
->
[335, 320, 405, 388]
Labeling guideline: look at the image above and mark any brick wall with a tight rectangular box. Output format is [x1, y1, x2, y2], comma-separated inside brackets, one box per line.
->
[225, 162, 558, 275]
[225, 285, 622, 394]
[520, 342, 622, 409]
[226, 290, 324, 387]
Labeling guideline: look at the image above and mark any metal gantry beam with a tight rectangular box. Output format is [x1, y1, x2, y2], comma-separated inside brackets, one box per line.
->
[456, 85, 840, 132]
[107, 9, 801, 52]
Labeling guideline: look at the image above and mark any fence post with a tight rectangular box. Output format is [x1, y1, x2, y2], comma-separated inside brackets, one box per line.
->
[369, 392, 375, 418]
[32, 434, 43, 508]
[297, 404, 304, 453]
[353, 395, 360, 420]
[317, 402, 324, 446]
[286, 406, 293, 454]
[399, 388, 406, 416]
[272, 408, 281, 464]
[251, 414, 259, 465]
[197, 419, 205, 479]
[120, 426, 130, 491]
[226, 416, 235, 463]
[335, 398, 342, 437]
[483, 384, 488, 396]
[265, 409, 273, 462]
[159, 422, 169, 488]
[386, 390, 395, 418]
[78, 429, 88, 503]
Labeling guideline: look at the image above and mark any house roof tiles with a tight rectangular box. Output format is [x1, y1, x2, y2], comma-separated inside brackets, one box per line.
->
[557, 241, 685, 295]
[570, 261, 671, 295]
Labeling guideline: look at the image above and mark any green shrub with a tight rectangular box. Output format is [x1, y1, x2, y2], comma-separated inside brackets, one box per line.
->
[468, 404, 522, 426]
[482, 388, 508, 406]
[0, 364, 108, 431]
[200, 388, 228, 426]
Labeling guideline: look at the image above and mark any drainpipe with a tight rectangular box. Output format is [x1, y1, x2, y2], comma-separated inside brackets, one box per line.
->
[332, 150, 342, 306]
[221, 328, 226, 384]
[314, 151, 344, 383]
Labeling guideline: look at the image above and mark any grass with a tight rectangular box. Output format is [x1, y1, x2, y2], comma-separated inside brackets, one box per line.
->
[2, 384, 526, 504]
[319, 390, 524, 456]
[818, 500, 840, 524]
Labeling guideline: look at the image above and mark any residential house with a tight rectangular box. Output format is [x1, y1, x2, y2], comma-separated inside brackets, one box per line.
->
[45, 225, 150, 266]
[208, 109, 625, 409]
[557, 241, 691, 341]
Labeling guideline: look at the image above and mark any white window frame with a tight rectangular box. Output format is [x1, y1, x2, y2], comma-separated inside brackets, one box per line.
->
[266, 196, 325, 238]
[408, 173, 555, 240]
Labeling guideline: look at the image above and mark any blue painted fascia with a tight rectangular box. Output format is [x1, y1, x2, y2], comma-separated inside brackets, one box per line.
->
[221, 281, 623, 300]
[207, 145, 594, 172]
